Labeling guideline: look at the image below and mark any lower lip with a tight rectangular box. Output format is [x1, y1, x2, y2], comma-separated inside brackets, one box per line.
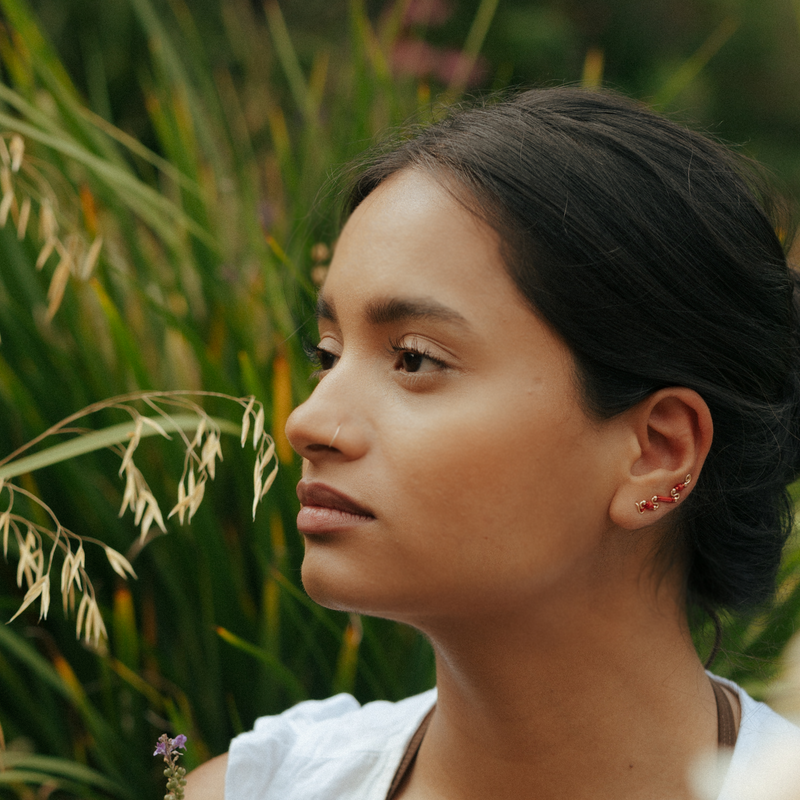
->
[297, 506, 374, 534]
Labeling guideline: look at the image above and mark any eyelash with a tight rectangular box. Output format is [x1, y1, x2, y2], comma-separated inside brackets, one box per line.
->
[387, 336, 450, 373]
[302, 338, 450, 380]
[303, 340, 336, 379]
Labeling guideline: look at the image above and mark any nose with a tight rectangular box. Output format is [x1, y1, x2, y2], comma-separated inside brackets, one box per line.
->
[285, 370, 369, 463]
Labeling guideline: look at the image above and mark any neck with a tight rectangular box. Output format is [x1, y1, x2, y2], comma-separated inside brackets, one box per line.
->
[403, 569, 717, 800]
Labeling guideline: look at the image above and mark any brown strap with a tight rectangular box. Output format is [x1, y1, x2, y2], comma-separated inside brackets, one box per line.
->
[386, 706, 435, 800]
[710, 678, 737, 748]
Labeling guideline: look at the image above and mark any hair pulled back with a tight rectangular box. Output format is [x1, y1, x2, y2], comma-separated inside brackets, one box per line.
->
[347, 87, 800, 613]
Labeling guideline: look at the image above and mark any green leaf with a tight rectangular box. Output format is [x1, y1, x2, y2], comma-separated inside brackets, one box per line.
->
[0, 415, 240, 481]
[216, 625, 308, 703]
[1, 753, 134, 798]
[0, 109, 215, 249]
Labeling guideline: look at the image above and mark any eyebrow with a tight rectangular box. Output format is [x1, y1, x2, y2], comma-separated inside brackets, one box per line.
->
[316, 295, 337, 322]
[316, 295, 470, 329]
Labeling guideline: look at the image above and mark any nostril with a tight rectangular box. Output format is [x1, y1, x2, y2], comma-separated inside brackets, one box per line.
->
[306, 442, 336, 454]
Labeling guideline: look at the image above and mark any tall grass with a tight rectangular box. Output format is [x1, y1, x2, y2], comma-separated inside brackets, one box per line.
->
[0, 1, 443, 794]
[0, 0, 796, 796]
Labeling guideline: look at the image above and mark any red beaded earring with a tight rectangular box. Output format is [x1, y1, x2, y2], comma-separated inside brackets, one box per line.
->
[635, 474, 692, 513]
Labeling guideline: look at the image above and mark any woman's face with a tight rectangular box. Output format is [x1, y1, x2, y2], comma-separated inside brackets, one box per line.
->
[286, 170, 629, 626]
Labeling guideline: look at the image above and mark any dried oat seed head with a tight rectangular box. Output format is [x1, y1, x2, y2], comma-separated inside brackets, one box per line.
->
[104, 546, 137, 580]
[77, 235, 102, 280]
[17, 195, 31, 240]
[9, 135, 24, 173]
[253, 407, 265, 448]
[2, 391, 280, 643]
[240, 396, 256, 447]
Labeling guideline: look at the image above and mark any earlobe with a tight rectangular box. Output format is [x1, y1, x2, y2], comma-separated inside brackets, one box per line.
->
[609, 388, 713, 530]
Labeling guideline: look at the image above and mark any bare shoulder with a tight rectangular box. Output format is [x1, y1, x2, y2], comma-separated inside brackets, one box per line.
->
[184, 752, 228, 800]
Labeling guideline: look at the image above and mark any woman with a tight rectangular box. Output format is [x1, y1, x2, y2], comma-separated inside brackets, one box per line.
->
[187, 88, 800, 799]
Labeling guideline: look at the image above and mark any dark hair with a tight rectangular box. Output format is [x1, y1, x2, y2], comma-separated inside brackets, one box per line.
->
[346, 87, 800, 613]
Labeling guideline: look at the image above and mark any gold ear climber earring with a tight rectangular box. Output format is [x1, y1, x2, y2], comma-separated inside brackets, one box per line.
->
[635, 474, 691, 513]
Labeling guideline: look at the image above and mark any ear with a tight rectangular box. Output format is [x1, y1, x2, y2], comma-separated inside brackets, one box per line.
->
[609, 388, 713, 530]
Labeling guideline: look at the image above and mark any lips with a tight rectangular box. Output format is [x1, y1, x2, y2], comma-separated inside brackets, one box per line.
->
[296, 481, 375, 533]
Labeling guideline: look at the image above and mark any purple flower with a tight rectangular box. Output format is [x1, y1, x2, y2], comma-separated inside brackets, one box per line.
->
[153, 733, 187, 758]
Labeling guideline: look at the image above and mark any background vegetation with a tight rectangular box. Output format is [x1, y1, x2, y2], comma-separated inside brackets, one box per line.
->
[0, 0, 798, 795]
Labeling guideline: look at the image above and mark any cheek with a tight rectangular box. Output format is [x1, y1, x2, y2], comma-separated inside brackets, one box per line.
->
[301, 374, 617, 620]
[382, 390, 603, 556]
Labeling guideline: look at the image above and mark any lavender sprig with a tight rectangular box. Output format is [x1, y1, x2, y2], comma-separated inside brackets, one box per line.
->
[154, 734, 187, 800]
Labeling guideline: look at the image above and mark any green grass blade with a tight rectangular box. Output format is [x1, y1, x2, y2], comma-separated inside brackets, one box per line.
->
[0, 0, 79, 96]
[216, 626, 308, 703]
[264, 1, 315, 123]
[0, 415, 239, 480]
[0, 109, 215, 249]
[444, 0, 501, 100]
[1, 753, 134, 799]
[652, 17, 740, 108]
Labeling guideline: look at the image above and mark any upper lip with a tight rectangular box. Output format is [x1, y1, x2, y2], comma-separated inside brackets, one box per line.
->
[297, 481, 374, 517]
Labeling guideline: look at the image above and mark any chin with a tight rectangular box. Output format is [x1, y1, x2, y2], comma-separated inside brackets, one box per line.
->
[300, 549, 373, 613]
[300, 549, 421, 621]
[300, 565, 353, 612]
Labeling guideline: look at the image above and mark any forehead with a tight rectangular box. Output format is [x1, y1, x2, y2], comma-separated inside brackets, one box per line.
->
[317, 170, 576, 382]
[321, 169, 528, 323]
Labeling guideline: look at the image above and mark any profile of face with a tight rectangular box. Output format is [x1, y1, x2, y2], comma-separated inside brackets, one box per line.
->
[285, 170, 637, 629]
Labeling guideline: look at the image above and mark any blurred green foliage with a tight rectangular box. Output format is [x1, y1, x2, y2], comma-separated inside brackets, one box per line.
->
[0, 0, 797, 796]
[24, 0, 800, 195]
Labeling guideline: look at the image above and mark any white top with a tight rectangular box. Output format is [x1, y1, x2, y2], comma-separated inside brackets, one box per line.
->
[702, 676, 800, 800]
[226, 679, 800, 800]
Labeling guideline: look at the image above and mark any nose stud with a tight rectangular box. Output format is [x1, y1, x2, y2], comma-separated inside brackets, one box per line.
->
[635, 474, 691, 513]
[328, 424, 341, 449]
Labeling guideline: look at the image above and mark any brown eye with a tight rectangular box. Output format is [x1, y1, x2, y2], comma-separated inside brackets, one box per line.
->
[401, 351, 424, 373]
[389, 339, 449, 376]
[315, 347, 338, 371]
